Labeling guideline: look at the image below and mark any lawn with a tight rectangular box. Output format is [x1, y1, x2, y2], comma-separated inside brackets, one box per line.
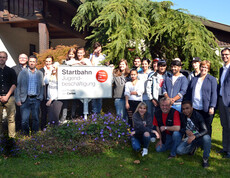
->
[0, 114, 229, 178]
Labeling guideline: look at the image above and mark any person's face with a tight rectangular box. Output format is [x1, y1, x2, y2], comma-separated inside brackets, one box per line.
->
[0, 52, 7, 66]
[182, 103, 193, 118]
[119, 61, 127, 72]
[68, 52, 75, 59]
[45, 57, 53, 69]
[192, 61, 200, 70]
[28, 58, 37, 70]
[130, 71, 138, 81]
[77, 49, 85, 60]
[152, 61, 158, 71]
[138, 105, 147, 116]
[18, 54, 28, 65]
[221, 49, 230, 65]
[94, 46, 102, 55]
[142, 60, 149, 71]
[171, 65, 181, 75]
[200, 64, 209, 76]
[134, 59, 141, 68]
[160, 100, 171, 113]
[158, 65, 167, 74]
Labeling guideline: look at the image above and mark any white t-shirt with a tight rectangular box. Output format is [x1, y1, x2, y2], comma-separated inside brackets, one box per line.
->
[193, 77, 203, 110]
[172, 75, 180, 85]
[89, 54, 106, 66]
[124, 80, 144, 101]
[157, 74, 165, 95]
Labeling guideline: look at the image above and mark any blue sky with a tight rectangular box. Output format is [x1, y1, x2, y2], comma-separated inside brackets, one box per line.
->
[156, 0, 230, 26]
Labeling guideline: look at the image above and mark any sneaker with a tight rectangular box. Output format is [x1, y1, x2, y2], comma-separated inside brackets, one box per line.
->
[202, 158, 209, 168]
[167, 154, 176, 159]
[142, 148, 148, 157]
[150, 137, 156, 143]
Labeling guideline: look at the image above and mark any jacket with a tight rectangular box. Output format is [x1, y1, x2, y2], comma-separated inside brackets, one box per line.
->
[15, 68, 44, 103]
[185, 74, 217, 112]
[133, 112, 153, 135]
[180, 110, 208, 139]
[162, 73, 188, 103]
[218, 66, 230, 107]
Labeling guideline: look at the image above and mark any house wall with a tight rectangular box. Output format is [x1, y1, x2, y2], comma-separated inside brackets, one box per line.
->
[0, 23, 39, 67]
[51, 38, 86, 48]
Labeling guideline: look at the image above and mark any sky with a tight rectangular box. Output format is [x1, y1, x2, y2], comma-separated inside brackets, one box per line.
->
[156, 0, 230, 26]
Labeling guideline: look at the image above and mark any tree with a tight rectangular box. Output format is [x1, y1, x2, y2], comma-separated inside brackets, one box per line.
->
[72, 0, 221, 75]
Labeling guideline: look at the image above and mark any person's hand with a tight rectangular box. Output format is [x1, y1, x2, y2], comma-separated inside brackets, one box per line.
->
[126, 103, 130, 110]
[186, 130, 193, 136]
[170, 98, 175, 104]
[46, 100, 52, 106]
[152, 130, 160, 139]
[131, 131, 135, 136]
[16, 101, 22, 106]
[0, 95, 9, 103]
[152, 99, 158, 107]
[160, 126, 167, 132]
[187, 135, 195, 144]
[130, 91, 137, 95]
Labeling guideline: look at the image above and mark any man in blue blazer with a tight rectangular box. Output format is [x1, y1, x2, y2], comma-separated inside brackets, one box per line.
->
[218, 47, 230, 158]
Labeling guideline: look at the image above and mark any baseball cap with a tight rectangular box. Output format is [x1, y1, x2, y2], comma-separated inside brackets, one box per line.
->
[153, 58, 160, 62]
[192, 57, 201, 62]
[171, 60, 182, 66]
[158, 59, 166, 66]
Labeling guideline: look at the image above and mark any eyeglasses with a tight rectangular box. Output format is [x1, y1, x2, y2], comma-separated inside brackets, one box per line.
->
[0, 56, 6, 59]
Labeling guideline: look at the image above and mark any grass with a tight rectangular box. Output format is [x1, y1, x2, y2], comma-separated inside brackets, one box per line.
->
[0, 114, 230, 177]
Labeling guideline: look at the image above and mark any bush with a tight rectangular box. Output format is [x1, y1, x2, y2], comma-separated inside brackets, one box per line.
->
[16, 113, 130, 158]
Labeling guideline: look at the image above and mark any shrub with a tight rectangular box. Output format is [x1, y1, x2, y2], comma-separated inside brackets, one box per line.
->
[16, 113, 130, 158]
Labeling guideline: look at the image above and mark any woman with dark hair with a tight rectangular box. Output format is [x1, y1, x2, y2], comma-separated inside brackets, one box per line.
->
[131, 102, 159, 156]
[113, 59, 130, 119]
[185, 60, 217, 136]
[63, 48, 77, 65]
[138, 58, 153, 117]
[125, 69, 144, 127]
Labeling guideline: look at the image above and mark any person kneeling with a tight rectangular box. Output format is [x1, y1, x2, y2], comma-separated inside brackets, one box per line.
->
[177, 100, 211, 168]
[153, 97, 182, 159]
[131, 102, 159, 157]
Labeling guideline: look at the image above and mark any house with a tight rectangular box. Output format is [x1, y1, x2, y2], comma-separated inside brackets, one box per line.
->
[0, 0, 86, 67]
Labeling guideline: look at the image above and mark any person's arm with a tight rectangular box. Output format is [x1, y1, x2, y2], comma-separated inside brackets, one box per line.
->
[209, 76, 217, 115]
[177, 76, 188, 99]
[1, 85, 16, 103]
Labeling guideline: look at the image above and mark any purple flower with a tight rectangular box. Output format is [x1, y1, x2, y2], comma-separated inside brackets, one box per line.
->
[75, 122, 78, 125]
[41, 145, 44, 148]
[101, 135, 104, 138]
[109, 133, 112, 137]
[118, 135, 121, 138]
[81, 132, 85, 135]
[73, 148, 75, 151]
[122, 132, 125, 135]
[49, 151, 52, 154]
[102, 139, 105, 142]
[100, 131, 103, 134]
[67, 124, 69, 127]
[78, 128, 81, 130]
[94, 137, 98, 140]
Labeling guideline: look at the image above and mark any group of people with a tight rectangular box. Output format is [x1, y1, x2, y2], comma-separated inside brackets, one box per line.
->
[113, 48, 230, 168]
[0, 45, 230, 168]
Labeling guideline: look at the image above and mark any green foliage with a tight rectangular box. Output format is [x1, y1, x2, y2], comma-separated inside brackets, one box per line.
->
[72, 0, 221, 76]
[16, 113, 129, 157]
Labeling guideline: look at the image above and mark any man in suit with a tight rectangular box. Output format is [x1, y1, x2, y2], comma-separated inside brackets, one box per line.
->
[15, 55, 43, 135]
[12, 53, 28, 131]
[218, 47, 230, 158]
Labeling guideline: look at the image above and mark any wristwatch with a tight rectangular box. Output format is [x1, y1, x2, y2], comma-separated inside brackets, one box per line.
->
[165, 126, 167, 130]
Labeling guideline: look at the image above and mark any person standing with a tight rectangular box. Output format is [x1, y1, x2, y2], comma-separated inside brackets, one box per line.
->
[15, 55, 43, 135]
[163, 60, 188, 112]
[0, 51, 17, 138]
[90, 42, 106, 114]
[12, 53, 28, 131]
[185, 60, 217, 136]
[132, 56, 143, 73]
[40, 55, 53, 130]
[113, 59, 130, 119]
[188, 57, 201, 82]
[218, 47, 230, 158]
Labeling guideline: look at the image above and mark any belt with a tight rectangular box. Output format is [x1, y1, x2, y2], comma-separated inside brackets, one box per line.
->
[28, 95, 37, 98]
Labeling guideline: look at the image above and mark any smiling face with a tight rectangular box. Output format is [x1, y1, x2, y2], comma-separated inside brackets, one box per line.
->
[182, 103, 193, 118]
[77, 49, 85, 61]
[119, 61, 127, 72]
[221, 49, 230, 65]
[134, 58, 141, 68]
[158, 64, 167, 74]
[192, 61, 200, 70]
[171, 65, 181, 75]
[68, 52, 75, 59]
[142, 60, 149, 71]
[138, 105, 147, 117]
[45, 57, 53, 69]
[152, 61, 158, 72]
[18, 54, 28, 66]
[200, 64, 209, 76]
[28, 57, 37, 70]
[160, 100, 171, 114]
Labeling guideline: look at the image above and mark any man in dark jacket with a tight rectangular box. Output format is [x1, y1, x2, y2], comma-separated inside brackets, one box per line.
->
[177, 100, 211, 168]
[153, 97, 182, 159]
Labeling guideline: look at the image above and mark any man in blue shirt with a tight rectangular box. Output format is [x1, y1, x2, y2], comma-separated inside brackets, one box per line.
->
[15, 55, 43, 135]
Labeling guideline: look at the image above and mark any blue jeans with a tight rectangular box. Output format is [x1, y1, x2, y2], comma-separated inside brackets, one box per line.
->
[114, 98, 126, 120]
[131, 134, 151, 151]
[171, 104, 181, 112]
[91, 99, 102, 114]
[144, 100, 154, 119]
[20, 97, 40, 135]
[156, 131, 182, 156]
[177, 134, 211, 158]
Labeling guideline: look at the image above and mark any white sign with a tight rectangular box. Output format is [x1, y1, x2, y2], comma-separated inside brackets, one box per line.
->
[58, 66, 113, 99]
